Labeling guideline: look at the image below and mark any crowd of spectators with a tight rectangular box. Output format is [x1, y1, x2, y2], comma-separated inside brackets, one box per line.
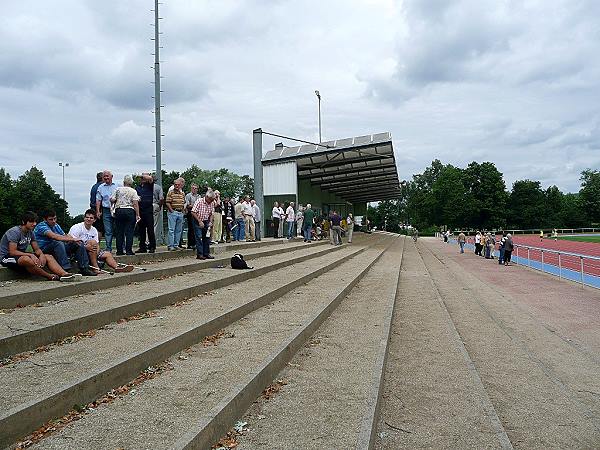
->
[0, 170, 359, 281]
[447, 229, 515, 266]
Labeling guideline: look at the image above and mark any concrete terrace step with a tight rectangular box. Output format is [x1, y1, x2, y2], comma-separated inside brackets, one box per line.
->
[0, 235, 389, 448]
[233, 236, 405, 449]
[0, 239, 289, 282]
[0, 239, 327, 309]
[9, 235, 394, 449]
[0, 240, 337, 358]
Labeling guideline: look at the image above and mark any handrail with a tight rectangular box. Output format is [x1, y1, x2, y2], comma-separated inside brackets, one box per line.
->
[513, 244, 600, 262]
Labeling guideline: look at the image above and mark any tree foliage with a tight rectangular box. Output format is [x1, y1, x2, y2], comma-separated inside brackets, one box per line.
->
[367, 160, 592, 232]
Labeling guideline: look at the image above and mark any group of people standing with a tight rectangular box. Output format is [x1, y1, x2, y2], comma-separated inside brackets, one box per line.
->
[455, 230, 515, 265]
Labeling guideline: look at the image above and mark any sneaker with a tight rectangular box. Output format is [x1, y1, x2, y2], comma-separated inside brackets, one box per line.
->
[114, 265, 134, 273]
[60, 273, 83, 282]
[136, 249, 148, 253]
[80, 269, 98, 276]
[116, 252, 125, 256]
[196, 255, 206, 260]
[205, 255, 215, 259]
[148, 249, 155, 253]
[125, 252, 135, 256]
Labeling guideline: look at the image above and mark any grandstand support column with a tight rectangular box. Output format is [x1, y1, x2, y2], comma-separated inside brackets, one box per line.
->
[253, 128, 264, 232]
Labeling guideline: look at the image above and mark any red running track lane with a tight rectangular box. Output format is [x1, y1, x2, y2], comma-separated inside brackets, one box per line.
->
[511, 235, 600, 277]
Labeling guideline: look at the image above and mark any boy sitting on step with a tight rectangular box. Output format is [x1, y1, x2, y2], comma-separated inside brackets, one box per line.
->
[69, 210, 133, 274]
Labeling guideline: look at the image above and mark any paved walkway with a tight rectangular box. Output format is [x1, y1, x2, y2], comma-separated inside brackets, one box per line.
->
[377, 237, 600, 449]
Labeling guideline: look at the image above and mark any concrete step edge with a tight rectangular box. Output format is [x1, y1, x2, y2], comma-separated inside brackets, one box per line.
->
[0, 245, 369, 449]
[0, 241, 338, 359]
[0, 240, 327, 309]
[174, 236, 397, 449]
[356, 235, 406, 449]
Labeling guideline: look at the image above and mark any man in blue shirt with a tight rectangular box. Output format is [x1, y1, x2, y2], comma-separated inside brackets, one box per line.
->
[33, 209, 95, 276]
[95, 170, 117, 252]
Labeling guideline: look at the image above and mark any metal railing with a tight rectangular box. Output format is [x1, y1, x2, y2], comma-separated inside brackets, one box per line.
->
[444, 237, 600, 289]
[443, 227, 600, 236]
[511, 244, 600, 289]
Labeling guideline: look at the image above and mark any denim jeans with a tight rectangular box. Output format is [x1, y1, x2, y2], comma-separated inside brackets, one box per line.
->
[40, 240, 89, 271]
[102, 206, 114, 252]
[498, 247, 505, 264]
[303, 224, 312, 241]
[192, 219, 211, 257]
[287, 221, 294, 239]
[459, 242, 465, 253]
[114, 208, 136, 254]
[167, 210, 184, 249]
[234, 217, 245, 241]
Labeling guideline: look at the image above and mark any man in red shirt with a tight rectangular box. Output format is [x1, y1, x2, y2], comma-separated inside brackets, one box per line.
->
[191, 189, 216, 260]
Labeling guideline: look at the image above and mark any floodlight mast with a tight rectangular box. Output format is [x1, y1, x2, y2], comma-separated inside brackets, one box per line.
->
[153, 0, 162, 186]
[315, 90, 322, 143]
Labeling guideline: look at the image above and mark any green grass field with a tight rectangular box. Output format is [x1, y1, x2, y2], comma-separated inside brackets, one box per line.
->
[557, 235, 600, 243]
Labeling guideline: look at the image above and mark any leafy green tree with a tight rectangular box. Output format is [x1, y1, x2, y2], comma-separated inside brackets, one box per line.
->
[508, 180, 545, 229]
[544, 185, 564, 227]
[560, 193, 587, 228]
[462, 162, 507, 229]
[579, 169, 600, 224]
[11, 167, 68, 225]
[430, 164, 468, 229]
[0, 168, 15, 235]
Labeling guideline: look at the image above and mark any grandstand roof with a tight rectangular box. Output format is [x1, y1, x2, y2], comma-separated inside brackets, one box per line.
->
[262, 132, 401, 203]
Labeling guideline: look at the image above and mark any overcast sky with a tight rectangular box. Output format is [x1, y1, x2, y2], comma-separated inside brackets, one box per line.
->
[1, 0, 599, 215]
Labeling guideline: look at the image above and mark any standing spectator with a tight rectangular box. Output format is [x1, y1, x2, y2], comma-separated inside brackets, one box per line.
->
[328, 211, 336, 245]
[90, 172, 104, 235]
[111, 175, 140, 256]
[285, 202, 296, 239]
[69, 210, 133, 273]
[330, 210, 342, 245]
[185, 184, 200, 249]
[34, 209, 94, 275]
[296, 205, 304, 237]
[498, 231, 507, 265]
[271, 202, 281, 238]
[1, 211, 79, 281]
[211, 190, 223, 244]
[303, 204, 315, 242]
[222, 195, 234, 243]
[152, 174, 165, 246]
[346, 213, 354, 244]
[234, 198, 245, 241]
[474, 231, 482, 256]
[504, 233, 514, 266]
[458, 232, 466, 253]
[277, 203, 285, 238]
[166, 177, 185, 251]
[136, 173, 157, 253]
[191, 189, 216, 260]
[242, 195, 255, 242]
[251, 199, 262, 241]
[95, 170, 117, 252]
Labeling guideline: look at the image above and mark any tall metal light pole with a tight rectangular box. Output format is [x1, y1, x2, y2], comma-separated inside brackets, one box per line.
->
[315, 90, 322, 143]
[152, 0, 165, 244]
[58, 162, 69, 222]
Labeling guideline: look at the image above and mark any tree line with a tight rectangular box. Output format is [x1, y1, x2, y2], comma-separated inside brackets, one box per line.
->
[368, 160, 600, 234]
[0, 165, 254, 237]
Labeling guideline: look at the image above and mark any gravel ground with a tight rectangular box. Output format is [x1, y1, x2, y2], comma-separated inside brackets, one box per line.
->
[27, 244, 388, 449]
[375, 239, 502, 449]
[0, 245, 366, 412]
[419, 238, 600, 448]
[234, 236, 403, 449]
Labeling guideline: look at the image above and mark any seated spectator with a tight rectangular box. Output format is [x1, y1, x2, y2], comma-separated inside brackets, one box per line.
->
[0, 211, 81, 281]
[33, 209, 95, 276]
[69, 210, 133, 273]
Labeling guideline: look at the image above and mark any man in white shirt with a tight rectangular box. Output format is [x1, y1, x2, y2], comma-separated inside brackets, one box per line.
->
[251, 199, 261, 241]
[285, 202, 296, 239]
[242, 195, 255, 242]
[69, 209, 133, 273]
[271, 202, 281, 238]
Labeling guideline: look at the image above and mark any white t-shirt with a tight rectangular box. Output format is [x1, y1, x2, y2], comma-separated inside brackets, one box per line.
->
[286, 206, 295, 222]
[475, 233, 481, 244]
[68, 223, 99, 244]
[272, 207, 280, 219]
